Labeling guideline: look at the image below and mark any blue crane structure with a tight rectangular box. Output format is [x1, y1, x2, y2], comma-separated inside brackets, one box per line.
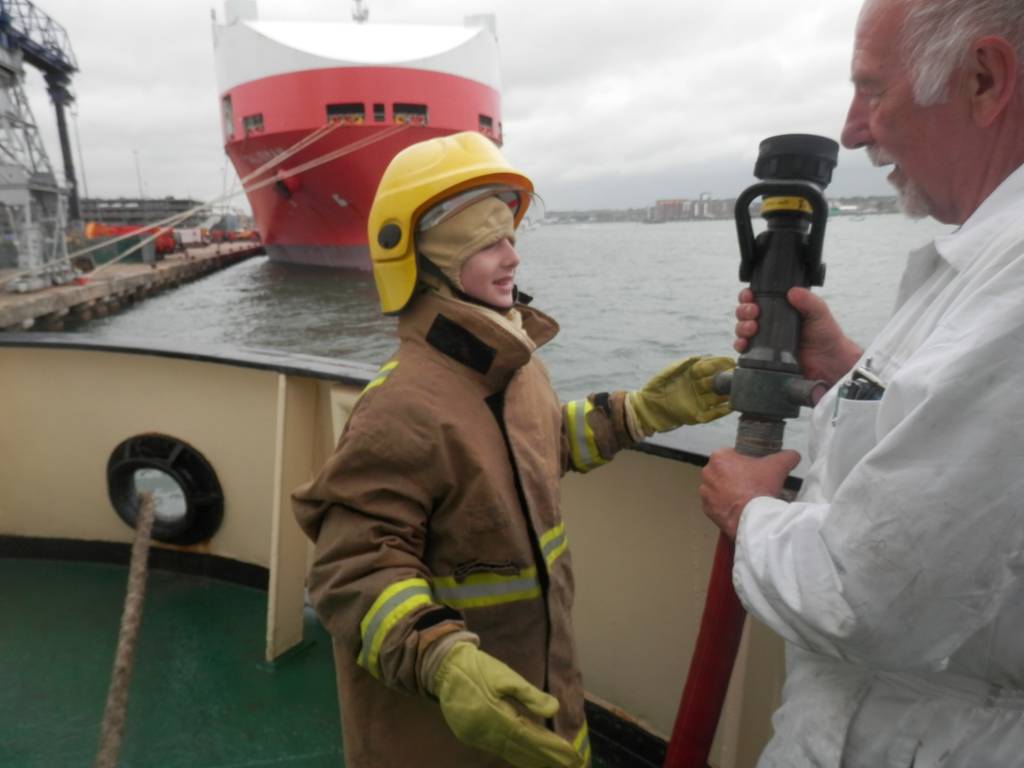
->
[0, 0, 79, 220]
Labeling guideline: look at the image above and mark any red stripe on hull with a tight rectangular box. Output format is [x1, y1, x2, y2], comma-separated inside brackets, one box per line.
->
[222, 68, 501, 269]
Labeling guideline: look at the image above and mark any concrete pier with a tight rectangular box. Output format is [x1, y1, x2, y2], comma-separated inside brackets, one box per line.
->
[0, 243, 263, 331]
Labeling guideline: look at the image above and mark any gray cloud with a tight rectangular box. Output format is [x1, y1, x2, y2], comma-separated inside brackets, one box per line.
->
[20, 0, 888, 212]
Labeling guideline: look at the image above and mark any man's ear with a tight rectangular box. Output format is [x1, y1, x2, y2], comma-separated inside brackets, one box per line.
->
[966, 35, 1018, 127]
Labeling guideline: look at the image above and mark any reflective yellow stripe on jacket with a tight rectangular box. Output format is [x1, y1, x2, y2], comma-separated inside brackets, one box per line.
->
[540, 522, 569, 571]
[358, 577, 433, 678]
[361, 360, 398, 396]
[566, 399, 608, 473]
[431, 568, 542, 609]
[574, 721, 592, 766]
[432, 523, 570, 610]
[359, 526, 570, 675]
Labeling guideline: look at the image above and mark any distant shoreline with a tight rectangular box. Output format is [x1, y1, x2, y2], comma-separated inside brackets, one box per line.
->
[540, 198, 900, 225]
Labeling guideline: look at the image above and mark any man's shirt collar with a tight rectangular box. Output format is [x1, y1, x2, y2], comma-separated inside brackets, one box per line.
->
[933, 163, 1024, 272]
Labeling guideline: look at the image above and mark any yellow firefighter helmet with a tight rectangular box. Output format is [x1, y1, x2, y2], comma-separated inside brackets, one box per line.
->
[368, 131, 533, 314]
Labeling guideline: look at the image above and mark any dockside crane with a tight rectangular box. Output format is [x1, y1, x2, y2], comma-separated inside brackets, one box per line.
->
[0, 0, 78, 289]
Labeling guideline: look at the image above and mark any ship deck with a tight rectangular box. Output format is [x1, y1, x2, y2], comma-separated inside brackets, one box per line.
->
[3, 557, 342, 767]
[2, 336, 782, 767]
[2, 556, 635, 767]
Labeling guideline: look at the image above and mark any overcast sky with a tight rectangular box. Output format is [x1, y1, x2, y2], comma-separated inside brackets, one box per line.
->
[22, 0, 884, 212]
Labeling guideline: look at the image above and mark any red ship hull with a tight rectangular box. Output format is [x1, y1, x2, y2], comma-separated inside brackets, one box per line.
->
[222, 67, 501, 269]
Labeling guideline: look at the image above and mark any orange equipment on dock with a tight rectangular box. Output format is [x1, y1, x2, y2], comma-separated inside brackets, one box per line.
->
[84, 222, 177, 255]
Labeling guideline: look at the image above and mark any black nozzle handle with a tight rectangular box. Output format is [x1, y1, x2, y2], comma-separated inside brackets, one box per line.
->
[734, 179, 830, 287]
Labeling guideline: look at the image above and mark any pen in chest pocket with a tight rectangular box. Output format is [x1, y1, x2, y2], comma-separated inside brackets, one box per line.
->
[839, 366, 887, 401]
[833, 365, 887, 424]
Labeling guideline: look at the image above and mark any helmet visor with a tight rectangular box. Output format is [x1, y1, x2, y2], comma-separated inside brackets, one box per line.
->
[418, 185, 523, 233]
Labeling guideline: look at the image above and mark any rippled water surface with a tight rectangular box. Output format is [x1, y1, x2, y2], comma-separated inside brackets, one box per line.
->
[69, 214, 951, 457]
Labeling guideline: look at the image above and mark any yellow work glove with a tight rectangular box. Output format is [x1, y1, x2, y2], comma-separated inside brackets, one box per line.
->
[433, 642, 583, 768]
[627, 355, 735, 435]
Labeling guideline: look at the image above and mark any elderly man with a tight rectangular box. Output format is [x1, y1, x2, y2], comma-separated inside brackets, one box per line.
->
[699, 0, 1024, 766]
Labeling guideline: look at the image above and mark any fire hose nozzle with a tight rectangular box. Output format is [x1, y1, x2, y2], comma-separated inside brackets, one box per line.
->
[715, 366, 825, 415]
[663, 133, 839, 768]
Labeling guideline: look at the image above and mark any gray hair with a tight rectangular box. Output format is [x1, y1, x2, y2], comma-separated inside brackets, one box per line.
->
[898, 0, 1024, 105]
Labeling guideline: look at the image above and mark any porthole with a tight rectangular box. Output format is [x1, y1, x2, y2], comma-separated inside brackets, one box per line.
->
[107, 434, 224, 545]
[132, 467, 188, 525]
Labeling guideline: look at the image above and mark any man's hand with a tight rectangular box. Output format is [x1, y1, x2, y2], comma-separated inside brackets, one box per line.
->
[734, 287, 862, 392]
[700, 449, 801, 540]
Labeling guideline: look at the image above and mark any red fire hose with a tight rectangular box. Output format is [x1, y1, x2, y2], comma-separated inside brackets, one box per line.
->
[662, 534, 747, 768]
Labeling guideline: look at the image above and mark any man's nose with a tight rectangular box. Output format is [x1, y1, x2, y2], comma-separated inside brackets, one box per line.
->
[840, 94, 870, 149]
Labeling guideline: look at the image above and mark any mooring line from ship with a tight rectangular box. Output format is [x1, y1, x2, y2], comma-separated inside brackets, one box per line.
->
[2, 187, 245, 288]
[73, 122, 392, 260]
[87, 126, 412, 272]
[0, 205, 204, 289]
[0, 195, 243, 289]
[1, 123, 412, 289]
[237, 120, 344, 187]
[0, 124, 340, 287]
[240, 123, 412, 196]
[87, 207, 231, 276]
[77, 125, 411, 276]
[279, 123, 411, 179]
[93, 492, 156, 768]
[73, 122, 349, 267]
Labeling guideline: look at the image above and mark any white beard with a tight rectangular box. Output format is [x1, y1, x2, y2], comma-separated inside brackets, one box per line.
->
[895, 182, 932, 220]
[867, 145, 932, 220]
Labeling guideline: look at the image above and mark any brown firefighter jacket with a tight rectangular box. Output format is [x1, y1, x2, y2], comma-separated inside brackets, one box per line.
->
[293, 289, 635, 768]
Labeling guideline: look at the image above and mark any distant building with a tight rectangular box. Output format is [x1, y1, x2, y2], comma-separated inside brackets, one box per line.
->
[829, 201, 862, 214]
[653, 198, 690, 222]
[81, 197, 207, 227]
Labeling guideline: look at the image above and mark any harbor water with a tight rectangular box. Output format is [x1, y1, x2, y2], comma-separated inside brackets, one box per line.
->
[67, 214, 951, 459]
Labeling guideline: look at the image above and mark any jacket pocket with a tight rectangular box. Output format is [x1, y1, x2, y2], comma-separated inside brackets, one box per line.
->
[453, 559, 520, 581]
[462, 504, 512, 533]
[432, 560, 541, 611]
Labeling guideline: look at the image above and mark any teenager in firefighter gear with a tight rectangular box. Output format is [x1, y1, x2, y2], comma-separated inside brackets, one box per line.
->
[293, 131, 735, 768]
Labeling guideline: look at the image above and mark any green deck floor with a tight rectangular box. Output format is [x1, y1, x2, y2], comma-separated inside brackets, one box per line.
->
[1, 558, 641, 768]
[0, 559, 343, 767]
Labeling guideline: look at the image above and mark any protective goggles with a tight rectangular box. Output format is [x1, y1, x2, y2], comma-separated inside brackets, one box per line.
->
[417, 185, 522, 232]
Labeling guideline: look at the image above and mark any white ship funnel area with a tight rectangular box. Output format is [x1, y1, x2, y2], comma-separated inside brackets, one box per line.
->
[213, 20, 501, 95]
[464, 14, 497, 38]
[224, 0, 258, 25]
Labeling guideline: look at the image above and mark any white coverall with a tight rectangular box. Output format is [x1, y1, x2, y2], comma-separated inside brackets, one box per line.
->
[734, 165, 1024, 767]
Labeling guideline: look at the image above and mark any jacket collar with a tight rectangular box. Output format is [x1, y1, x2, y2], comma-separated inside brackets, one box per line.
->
[398, 289, 559, 390]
